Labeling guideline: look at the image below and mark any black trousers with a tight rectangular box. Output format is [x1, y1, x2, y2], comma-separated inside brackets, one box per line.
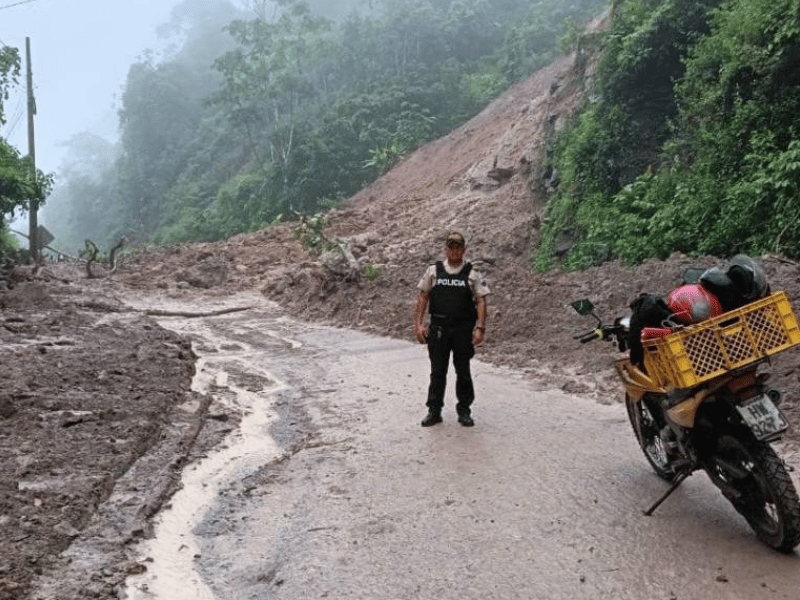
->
[426, 320, 475, 414]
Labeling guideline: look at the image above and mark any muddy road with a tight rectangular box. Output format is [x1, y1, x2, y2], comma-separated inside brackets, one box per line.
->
[70, 294, 800, 600]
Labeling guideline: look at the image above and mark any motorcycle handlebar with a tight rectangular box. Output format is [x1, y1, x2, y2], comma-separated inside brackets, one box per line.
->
[575, 325, 625, 344]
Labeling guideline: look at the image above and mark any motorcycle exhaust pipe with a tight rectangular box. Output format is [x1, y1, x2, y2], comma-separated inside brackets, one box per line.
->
[767, 389, 782, 405]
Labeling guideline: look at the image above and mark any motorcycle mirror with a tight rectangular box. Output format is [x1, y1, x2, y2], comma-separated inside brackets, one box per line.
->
[571, 299, 595, 316]
[681, 267, 705, 284]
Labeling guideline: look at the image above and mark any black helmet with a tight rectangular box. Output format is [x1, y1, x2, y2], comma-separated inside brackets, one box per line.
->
[727, 254, 769, 301]
[699, 254, 769, 312]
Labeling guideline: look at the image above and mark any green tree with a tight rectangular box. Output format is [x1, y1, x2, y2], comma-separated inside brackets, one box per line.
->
[538, 0, 723, 269]
[213, 1, 333, 213]
[54, 0, 610, 247]
[40, 132, 119, 252]
[0, 45, 21, 120]
[670, 0, 800, 255]
[0, 45, 52, 241]
[67, 0, 242, 245]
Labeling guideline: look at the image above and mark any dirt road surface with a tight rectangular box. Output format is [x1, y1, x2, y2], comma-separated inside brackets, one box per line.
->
[103, 295, 800, 600]
[3, 259, 800, 599]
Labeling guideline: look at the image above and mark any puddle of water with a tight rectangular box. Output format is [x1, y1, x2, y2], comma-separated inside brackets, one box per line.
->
[123, 319, 289, 599]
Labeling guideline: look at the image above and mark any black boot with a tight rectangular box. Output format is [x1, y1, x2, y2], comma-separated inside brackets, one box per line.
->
[457, 410, 474, 427]
[421, 410, 443, 427]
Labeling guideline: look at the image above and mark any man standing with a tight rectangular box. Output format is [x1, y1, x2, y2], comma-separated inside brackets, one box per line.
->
[414, 231, 490, 427]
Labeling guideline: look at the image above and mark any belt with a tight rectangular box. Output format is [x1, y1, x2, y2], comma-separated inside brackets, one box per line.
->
[430, 314, 473, 326]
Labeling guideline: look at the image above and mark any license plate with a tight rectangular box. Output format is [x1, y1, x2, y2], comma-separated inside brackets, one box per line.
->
[736, 395, 789, 440]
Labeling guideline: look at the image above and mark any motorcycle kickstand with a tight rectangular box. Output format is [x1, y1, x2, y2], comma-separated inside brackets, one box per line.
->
[643, 471, 691, 517]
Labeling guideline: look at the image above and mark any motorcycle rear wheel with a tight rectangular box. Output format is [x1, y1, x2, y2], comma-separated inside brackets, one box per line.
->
[625, 394, 674, 482]
[705, 434, 800, 553]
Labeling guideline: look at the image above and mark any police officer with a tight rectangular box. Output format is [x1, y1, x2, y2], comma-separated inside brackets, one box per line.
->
[414, 231, 490, 427]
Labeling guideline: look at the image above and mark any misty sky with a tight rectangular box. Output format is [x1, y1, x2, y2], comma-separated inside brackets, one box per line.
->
[0, 0, 184, 175]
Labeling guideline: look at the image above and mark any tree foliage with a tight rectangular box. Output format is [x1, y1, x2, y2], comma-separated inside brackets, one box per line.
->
[0, 45, 21, 124]
[538, 0, 800, 270]
[40, 133, 118, 253]
[0, 141, 49, 217]
[46, 0, 607, 247]
[0, 45, 52, 245]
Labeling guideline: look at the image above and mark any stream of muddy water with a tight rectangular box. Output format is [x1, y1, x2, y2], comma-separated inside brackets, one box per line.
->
[121, 294, 302, 599]
[124, 324, 284, 597]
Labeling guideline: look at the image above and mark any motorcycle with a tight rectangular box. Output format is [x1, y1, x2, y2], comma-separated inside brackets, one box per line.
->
[572, 291, 800, 552]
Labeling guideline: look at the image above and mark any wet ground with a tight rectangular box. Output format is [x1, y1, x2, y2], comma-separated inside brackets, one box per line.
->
[107, 296, 800, 599]
[4, 266, 800, 599]
[0, 275, 197, 600]
[7, 37, 800, 596]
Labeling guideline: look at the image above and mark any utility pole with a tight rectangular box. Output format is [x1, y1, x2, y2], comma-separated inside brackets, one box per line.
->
[26, 36, 38, 262]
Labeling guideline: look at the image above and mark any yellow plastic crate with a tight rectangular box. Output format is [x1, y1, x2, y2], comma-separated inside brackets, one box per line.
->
[642, 291, 800, 389]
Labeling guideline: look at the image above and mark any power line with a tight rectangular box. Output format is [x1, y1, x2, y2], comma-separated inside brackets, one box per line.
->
[0, 0, 38, 11]
[4, 95, 26, 138]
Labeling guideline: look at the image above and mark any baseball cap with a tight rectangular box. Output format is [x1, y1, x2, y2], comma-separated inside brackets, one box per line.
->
[446, 231, 466, 245]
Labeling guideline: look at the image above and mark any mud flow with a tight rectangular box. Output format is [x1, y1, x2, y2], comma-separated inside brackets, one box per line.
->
[124, 311, 290, 599]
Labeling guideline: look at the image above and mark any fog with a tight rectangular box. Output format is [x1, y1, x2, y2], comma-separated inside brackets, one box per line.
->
[3, 0, 604, 251]
[0, 0, 373, 239]
[0, 0, 370, 175]
[0, 0, 186, 174]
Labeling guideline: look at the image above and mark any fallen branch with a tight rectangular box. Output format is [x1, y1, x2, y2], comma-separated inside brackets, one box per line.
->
[85, 240, 100, 278]
[71, 302, 257, 318]
[85, 237, 126, 278]
[144, 306, 257, 318]
[73, 301, 126, 313]
[10, 229, 80, 261]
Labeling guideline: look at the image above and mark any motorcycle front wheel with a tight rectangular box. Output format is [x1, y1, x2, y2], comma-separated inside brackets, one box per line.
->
[625, 394, 674, 482]
[704, 434, 800, 553]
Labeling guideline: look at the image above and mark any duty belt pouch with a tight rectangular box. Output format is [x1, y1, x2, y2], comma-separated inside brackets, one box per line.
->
[428, 323, 444, 341]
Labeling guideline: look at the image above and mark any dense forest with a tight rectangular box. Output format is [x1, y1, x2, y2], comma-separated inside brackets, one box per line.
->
[31, 0, 605, 253]
[538, 0, 800, 269]
[3, 0, 800, 268]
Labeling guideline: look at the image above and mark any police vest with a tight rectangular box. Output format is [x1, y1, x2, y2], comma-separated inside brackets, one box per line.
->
[429, 261, 477, 323]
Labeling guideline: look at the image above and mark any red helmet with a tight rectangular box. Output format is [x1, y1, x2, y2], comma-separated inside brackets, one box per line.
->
[666, 284, 722, 324]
